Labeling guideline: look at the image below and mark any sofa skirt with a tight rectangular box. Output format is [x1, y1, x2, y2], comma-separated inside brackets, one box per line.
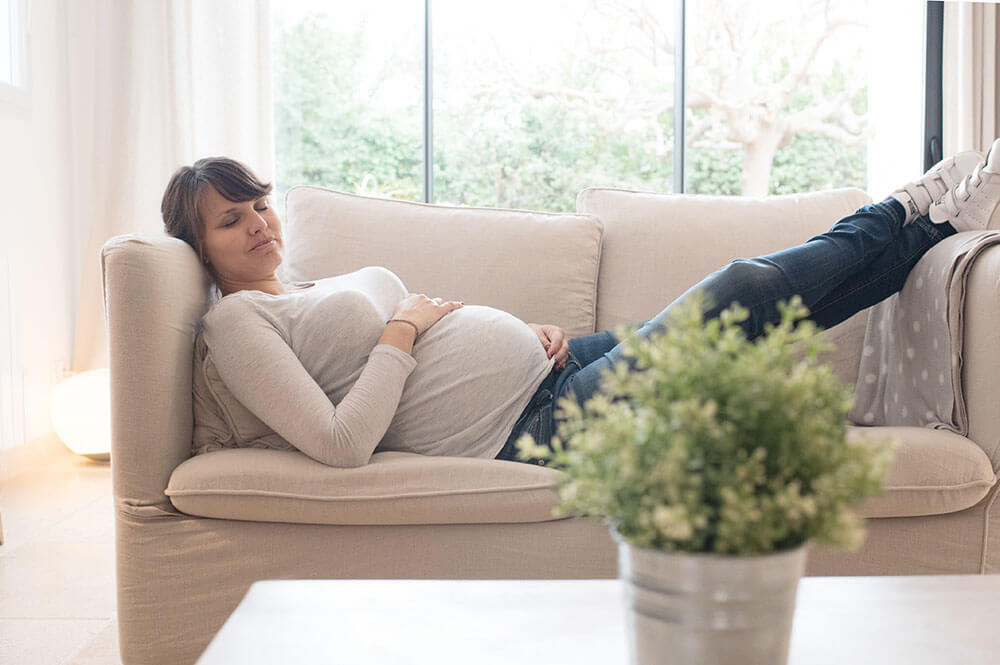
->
[115, 484, 1000, 664]
[114, 510, 617, 665]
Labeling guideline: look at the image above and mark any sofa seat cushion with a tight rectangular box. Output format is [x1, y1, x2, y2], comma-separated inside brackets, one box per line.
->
[167, 426, 995, 526]
[281, 186, 604, 338]
[166, 448, 563, 526]
[850, 426, 996, 518]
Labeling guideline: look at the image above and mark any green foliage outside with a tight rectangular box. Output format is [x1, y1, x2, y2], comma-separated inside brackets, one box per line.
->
[517, 296, 894, 556]
[272, 14, 423, 207]
[273, 12, 868, 212]
[770, 134, 867, 196]
[434, 97, 675, 211]
[686, 134, 866, 197]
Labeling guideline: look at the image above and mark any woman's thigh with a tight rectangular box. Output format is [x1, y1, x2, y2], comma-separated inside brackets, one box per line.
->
[567, 330, 619, 366]
[554, 330, 630, 409]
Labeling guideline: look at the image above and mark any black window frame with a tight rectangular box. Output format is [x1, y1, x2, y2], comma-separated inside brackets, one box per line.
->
[924, 1, 944, 172]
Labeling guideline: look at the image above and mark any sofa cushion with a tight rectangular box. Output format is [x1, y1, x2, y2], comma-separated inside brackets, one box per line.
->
[166, 448, 564, 525]
[281, 186, 604, 338]
[576, 186, 874, 329]
[849, 426, 996, 518]
[576, 187, 875, 386]
[167, 426, 994, 526]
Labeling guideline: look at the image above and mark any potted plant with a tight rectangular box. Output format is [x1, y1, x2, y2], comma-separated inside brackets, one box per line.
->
[517, 295, 893, 665]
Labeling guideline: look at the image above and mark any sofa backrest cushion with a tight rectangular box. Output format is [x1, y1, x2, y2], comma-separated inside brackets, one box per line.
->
[577, 186, 875, 385]
[282, 187, 604, 338]
[577, 186, 873, 329]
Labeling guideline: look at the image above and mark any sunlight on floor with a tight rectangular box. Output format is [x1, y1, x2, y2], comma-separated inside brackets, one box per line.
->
[0, 442, 120, 665]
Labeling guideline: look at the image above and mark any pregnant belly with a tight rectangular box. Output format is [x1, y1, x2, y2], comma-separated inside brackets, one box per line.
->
[386, 305, 553, 446]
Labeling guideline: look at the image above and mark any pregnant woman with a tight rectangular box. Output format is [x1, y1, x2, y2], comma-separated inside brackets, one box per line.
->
[161, 144, 1000, 467]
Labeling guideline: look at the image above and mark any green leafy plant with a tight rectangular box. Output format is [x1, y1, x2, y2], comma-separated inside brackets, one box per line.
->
[517, 294, 894, 555]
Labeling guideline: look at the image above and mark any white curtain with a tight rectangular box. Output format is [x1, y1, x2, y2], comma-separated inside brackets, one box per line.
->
[67, 0, 274, 372]
[943, 2, 1000, 156]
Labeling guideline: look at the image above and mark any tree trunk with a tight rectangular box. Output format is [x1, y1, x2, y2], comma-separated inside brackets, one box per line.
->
[740, 122, 786, 196]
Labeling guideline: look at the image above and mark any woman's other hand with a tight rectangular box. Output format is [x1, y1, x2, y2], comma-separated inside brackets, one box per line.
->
[528, 323, 569, 370]
[390, 293, 464, 336]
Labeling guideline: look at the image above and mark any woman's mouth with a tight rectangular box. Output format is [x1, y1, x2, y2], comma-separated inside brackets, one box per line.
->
[250, 239, 276, 253]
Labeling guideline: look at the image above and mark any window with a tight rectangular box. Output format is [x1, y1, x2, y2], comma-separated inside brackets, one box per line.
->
[0, 0, 26, 92]
[433, 0, 676, 211]
[273, 0, 927, 210]
[272, 0, 423, 210]
[0, 0, 10, 84]
[685, 0, 872, 196]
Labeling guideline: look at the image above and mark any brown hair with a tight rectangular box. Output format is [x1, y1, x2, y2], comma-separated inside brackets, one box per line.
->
[161, 157, 273, 274]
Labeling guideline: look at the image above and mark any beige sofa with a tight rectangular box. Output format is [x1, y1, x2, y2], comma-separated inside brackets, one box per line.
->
[102, 185, 1000, 665]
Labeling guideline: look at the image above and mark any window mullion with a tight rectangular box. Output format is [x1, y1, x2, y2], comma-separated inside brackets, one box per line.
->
[424, 0, 434, 203]
[674, 0, 686, 194]
[924, 1, 944, 172]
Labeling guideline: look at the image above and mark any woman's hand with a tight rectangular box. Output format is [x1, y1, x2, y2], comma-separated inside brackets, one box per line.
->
[528, 323, 569, 370]
[390, 293, 464, 336]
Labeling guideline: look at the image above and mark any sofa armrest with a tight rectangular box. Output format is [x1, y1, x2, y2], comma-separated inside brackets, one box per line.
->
[101, 234, 214, 513]
[962, 244, 1000, 469]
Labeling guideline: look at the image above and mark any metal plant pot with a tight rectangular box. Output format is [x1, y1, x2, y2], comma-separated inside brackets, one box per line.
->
[615, 530, 808, 665]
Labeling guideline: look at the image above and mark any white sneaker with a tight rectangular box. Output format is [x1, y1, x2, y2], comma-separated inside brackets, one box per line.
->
[929, 138, 1000, 232]
[891, 150, 984, 224]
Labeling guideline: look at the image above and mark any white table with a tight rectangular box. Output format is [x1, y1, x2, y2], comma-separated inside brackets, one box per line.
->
[197, 576, 1000, 665]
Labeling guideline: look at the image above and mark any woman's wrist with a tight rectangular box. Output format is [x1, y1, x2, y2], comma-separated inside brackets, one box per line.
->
[387, 318, 420, 337]
[380, 319, 418, 355]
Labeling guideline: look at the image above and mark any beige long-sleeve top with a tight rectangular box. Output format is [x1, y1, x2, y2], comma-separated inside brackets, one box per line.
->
[191, 266, 554, 467]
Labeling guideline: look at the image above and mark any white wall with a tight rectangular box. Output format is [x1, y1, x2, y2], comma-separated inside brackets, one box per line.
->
[0, 0, 75, 448]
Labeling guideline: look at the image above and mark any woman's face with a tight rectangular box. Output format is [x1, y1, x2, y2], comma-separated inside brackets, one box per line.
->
[199, 183, 284, 285]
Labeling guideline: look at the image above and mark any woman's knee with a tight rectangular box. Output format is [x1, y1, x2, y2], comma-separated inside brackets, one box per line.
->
[704, 258, 789, 311]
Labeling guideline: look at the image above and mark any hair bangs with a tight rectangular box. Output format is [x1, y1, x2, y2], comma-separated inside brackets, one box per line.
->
[196, 158, 273, 204]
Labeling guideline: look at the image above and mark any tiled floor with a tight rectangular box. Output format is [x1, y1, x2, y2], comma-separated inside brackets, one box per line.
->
[0, 443, 121, 665]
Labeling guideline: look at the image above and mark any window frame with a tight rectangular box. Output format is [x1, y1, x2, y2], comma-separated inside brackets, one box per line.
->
[924, 1, 944, 172]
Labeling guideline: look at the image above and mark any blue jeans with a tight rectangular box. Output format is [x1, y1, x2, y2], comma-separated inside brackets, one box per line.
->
[496, 200, 956, 464]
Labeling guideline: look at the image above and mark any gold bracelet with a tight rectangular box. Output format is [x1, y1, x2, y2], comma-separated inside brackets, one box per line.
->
[387, 319, 420, 337]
